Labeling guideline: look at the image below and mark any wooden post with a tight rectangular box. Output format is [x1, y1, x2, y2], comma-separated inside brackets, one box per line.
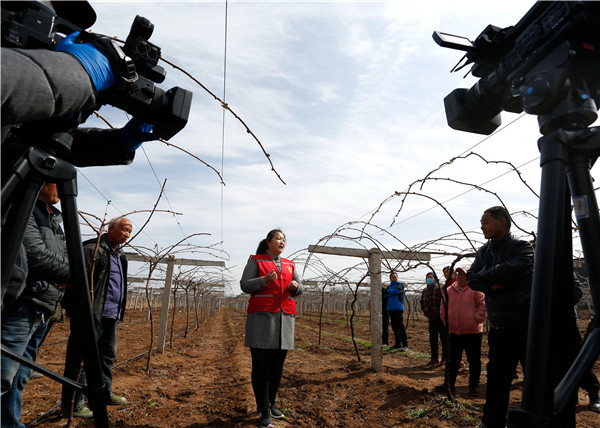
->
[369, 248, 383, 372]
[157, 255, 176, 354]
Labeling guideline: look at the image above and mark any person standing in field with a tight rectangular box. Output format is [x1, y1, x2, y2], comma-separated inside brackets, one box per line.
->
[385, 272, 408, 351]
[240, 229, 303, 428]
[466, 206, 533, 428]
[1, 183, 69, 428]
[420, 272, 448, 365]
[61, 217, 132, 418]
[382, 285, 390, 346]
[443, 266, 456, 287]
[438, 265, 486, 397]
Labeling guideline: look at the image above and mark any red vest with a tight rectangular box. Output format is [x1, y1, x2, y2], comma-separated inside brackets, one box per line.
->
[247, 254, 296, 315]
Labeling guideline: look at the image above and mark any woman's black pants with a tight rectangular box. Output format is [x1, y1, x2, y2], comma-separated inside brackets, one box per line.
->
[250, 348, 288, 412]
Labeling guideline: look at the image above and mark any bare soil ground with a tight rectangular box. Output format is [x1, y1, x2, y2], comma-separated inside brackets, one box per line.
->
[21, 306, 599, 427]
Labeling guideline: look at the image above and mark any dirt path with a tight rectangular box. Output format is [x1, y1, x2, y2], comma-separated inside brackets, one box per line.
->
[21, 307, 600, 427]
[110, 307, 258, 427]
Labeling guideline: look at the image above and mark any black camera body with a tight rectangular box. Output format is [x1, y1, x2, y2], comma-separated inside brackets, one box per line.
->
[1, 1, 192, 141]
[434, 1, 600, 135]
[100, 15, 192, 141]
[1, 0, 93, 49]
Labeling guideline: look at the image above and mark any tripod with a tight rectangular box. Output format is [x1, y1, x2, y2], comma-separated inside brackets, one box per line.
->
[507, 43, 600, 427]
[1, 132, 110, 427]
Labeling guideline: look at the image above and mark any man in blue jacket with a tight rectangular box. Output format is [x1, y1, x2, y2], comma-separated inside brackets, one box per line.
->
[385, 272, 408, 350]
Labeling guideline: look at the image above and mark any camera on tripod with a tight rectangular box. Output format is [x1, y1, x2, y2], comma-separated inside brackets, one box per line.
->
[433, 1, 600, 135]
[92, 15, 193, 141]
[1, 0, 193, 141]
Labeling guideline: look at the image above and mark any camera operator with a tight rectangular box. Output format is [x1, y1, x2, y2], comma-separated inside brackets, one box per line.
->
[1, 26, 158, 159]
[1, 1, 160, 308]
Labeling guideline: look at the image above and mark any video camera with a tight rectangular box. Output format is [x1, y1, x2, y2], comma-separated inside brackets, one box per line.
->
[1, 0, 192, 140]
[433, 1, 600, 135]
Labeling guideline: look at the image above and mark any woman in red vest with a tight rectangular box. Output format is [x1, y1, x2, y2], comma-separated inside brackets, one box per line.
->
[240, 229, 303, 428]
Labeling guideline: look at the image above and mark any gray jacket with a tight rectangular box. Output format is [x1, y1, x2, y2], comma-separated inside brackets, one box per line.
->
[1, 48, 135, 166]
[16, 199, 69, 316]
[240, 255, 303, 350]
[1, 48, 98, 131]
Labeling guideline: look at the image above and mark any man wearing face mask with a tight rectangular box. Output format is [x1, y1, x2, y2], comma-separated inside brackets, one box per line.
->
[421, 272, 448, 365]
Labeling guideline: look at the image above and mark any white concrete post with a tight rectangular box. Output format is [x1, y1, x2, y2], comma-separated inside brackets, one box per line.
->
[369, 248, 383, 372]
[157, 255, 176, 354]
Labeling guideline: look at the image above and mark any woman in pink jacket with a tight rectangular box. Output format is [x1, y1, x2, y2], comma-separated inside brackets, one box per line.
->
[439, 265, 486, 396]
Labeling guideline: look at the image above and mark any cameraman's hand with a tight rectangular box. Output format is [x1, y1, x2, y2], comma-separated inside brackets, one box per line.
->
[122, 118, 159, 152]
[55, 32, 116, 92]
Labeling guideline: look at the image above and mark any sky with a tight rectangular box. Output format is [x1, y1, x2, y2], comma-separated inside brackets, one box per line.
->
[73, 0, 599, 295]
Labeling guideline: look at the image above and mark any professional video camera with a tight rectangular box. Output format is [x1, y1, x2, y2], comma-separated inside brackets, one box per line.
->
[1, 0, 192, 140]
[433, 1, 600, 135]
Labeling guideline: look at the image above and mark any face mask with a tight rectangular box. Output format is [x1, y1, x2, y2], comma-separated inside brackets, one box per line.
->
[426, 278, 434, 285]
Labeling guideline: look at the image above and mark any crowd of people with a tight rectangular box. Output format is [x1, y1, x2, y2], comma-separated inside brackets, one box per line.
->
[383, 206, 600, 428]
[2, 2, 598, 428]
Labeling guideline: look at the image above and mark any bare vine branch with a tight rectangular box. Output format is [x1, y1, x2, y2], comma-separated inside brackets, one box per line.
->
[91, 111, 225, 184]
[160, 56, 286, 185]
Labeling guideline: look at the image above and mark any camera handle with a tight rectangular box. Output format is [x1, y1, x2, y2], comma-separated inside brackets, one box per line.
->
[1, 135, 110, 427]
[507, 47, 600, 427]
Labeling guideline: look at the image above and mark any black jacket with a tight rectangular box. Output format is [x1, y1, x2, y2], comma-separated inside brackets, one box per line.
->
[15, 199, 68, 316]
[467, 233, 534, 329]
[63, 233, 128, 326]
[86, 234, 128, 326]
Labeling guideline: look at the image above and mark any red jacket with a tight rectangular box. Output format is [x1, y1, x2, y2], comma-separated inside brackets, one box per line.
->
[440, 284, 486, 335]
[247, 254, 296, 315]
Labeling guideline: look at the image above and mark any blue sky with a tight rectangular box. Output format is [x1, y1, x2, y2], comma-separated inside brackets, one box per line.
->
[75, 1, 598, 294]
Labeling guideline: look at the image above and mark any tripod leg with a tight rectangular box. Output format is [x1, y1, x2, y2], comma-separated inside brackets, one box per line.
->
[58, 180, 109, 427]
[567, 154, 600, 313]
[550, 151, 600, 415]
[1, 177, 43, 297]
[509, 133, 573, 427]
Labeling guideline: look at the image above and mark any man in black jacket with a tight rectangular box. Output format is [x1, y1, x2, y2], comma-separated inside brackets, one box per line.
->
[466, 206, 534, 428]
[1, 183, 69, 427]
[61, 217, 132, 418]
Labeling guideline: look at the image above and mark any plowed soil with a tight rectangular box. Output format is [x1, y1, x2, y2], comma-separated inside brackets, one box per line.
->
[19, 306, 599, 427]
